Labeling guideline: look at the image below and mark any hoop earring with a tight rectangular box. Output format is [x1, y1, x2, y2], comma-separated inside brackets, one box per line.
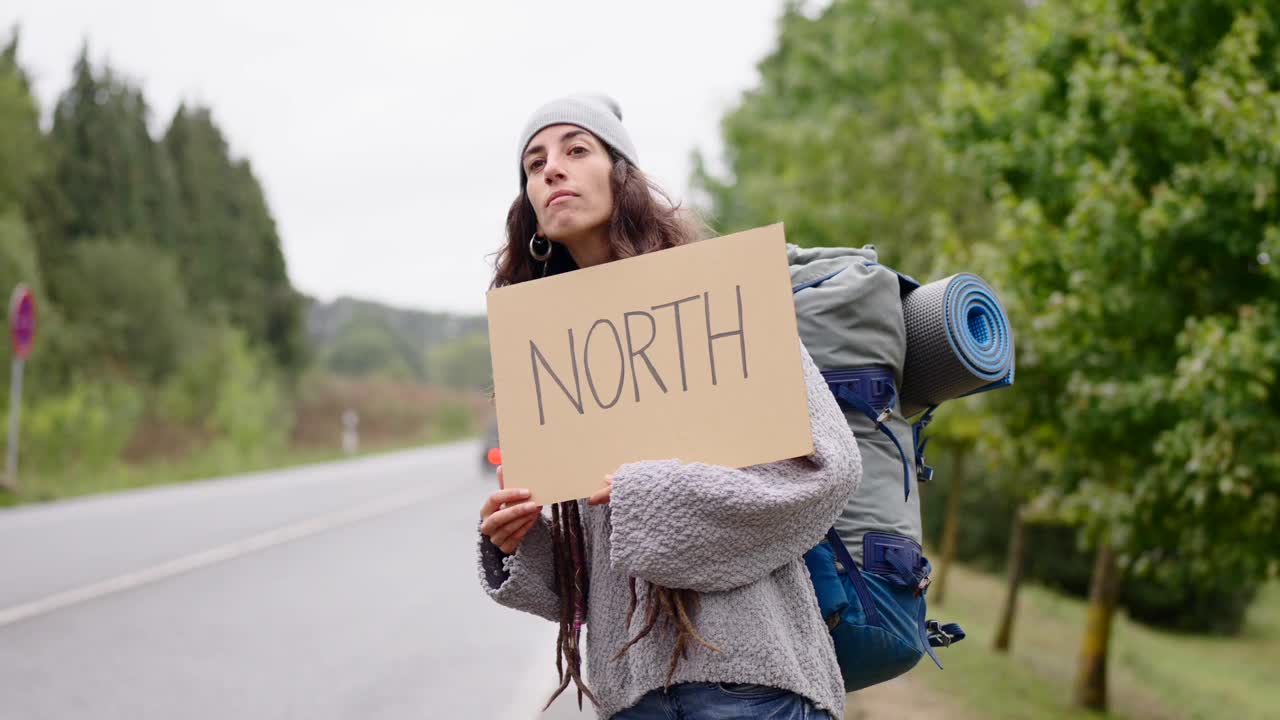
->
[529, 233, 552, 262]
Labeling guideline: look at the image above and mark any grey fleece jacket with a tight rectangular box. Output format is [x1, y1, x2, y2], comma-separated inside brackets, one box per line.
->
[476, 343, 862, 719]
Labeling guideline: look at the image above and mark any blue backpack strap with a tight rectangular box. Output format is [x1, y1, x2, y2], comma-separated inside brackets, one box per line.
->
[881, 548, 946, 669]
[791, 267, 847, 293]
[864, 532, 964, 669]
[825, 371, 913, 501]
[883, 547, 968, 665]
[828, 529, 968, 677]
[911, 405, 939, 483]
[825, 528, 882, 626]
[880, 545, 928, 590]
[916, 597, 946, 669]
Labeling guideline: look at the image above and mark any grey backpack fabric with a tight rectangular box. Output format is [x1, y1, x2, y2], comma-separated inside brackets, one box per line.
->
[789, 243, 1011, 690]
[787, 244, 920, 565]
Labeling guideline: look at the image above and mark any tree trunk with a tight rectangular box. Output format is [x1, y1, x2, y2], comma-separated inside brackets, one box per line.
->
[992, 506, 1026, 652]
[931, 444, 966, 605]
[1074, 542, 1121, 711]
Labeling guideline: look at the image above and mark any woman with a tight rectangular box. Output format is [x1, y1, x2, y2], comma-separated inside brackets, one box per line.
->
[477, 93, 862, 719]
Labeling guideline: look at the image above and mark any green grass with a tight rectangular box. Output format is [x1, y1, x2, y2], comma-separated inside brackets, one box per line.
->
[0, 430, 476, 508]
[897, 563, 1280, 720]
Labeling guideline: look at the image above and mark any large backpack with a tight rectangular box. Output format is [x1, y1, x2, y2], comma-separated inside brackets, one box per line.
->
[788, 243, 1014, 692]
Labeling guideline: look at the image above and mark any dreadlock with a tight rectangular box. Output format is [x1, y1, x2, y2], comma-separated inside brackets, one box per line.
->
[543, 500, 596, 710]
[616, 579, 722, 687]
[542, 502, 723, 712]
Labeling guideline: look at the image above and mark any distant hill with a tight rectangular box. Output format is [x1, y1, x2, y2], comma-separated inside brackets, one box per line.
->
[305, 296, 489, 388]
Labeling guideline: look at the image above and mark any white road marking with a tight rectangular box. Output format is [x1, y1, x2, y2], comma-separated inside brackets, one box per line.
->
[0, 484, 442, 628]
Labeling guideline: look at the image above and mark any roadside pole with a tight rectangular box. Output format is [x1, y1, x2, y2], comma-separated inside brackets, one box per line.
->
[5, 285, 36, 491]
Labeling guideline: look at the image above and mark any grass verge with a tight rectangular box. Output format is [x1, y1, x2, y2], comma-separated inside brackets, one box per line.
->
[0, 430, 476, 508]
[850, 562, 1279, 719]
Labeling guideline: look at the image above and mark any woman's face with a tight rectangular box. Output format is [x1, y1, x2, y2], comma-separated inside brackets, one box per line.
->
[523, 124, 614, 246]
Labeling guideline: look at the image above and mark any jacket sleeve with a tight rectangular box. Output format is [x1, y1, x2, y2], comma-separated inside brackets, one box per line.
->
[476, 515, 561, 622]
[607, 342, 862, 593]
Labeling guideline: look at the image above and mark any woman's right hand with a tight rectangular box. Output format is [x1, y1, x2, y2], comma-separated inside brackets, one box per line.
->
[480, 466, 542, 554]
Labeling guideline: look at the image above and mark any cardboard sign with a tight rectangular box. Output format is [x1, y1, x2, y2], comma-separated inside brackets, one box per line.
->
[485, 223, 813, 505]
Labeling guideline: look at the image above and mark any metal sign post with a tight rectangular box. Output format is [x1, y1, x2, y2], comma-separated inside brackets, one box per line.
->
[5, 285, 36, 491]
[5, 356, 20, 490]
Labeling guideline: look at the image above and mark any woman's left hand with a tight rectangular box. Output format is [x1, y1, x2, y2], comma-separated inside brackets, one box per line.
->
[587, 474, 613, 506]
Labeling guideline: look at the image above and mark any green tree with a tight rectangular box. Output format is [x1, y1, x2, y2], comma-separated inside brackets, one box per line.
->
[0, 212, 42, 418]
[694, 0, 1022, 272]
[53, 239, 190, 382]
[323, 317, 420, 380]
[941, 0, 1280, 710]
[0, 214, 39, 309]
[923, 404, 985, 607]
[46, 47, 181, 271]
[0, 36, 80, 405]
[0, 29, 308, 495]
[164, 106, 306, 372]
[0, 28, 45, 215]
[425, 332, 492, 392]
[696, 0, 1035, 650]
[1, 29, 71, 292]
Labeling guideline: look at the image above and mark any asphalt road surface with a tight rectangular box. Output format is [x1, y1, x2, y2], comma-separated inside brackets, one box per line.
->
[0, 441, 592, 719]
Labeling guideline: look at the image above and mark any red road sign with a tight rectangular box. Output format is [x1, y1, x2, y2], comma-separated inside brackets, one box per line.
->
[9, 285, 35, 360]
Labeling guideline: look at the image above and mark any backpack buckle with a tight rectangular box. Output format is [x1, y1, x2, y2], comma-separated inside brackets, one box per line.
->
[915, 574, 931, 597]
[926, 620, 955, 647]
[926, 620, 966, 648]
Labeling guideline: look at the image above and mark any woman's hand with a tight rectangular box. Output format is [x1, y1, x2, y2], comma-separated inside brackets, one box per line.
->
[587, 474, 613, 506]
[480, 466, 542, 554]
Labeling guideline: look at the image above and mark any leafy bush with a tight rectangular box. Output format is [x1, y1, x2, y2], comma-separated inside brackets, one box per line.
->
[18, 378, 143, 472]
[158, 323, 291, 459]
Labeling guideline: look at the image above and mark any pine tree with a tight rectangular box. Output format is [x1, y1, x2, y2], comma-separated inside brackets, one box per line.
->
[164, 105, 305, 372]
[0, 28, 45, 215]
[46, 46, 182, 265]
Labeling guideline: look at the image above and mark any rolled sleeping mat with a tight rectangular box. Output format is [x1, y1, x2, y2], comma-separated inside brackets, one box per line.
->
[900, 273, 1014, 417]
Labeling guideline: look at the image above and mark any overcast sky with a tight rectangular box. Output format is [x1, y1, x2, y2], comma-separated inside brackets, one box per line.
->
[3, 1, 794, 315]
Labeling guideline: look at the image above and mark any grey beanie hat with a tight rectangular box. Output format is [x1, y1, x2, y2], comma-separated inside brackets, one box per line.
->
[517, 93, 639, 186]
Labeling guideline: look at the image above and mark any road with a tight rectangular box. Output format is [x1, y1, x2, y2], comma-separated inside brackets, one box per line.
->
[0, 441, 591, 719]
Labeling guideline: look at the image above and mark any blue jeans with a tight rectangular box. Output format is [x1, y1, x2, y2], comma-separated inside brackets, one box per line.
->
[610, 682, 831, 719]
